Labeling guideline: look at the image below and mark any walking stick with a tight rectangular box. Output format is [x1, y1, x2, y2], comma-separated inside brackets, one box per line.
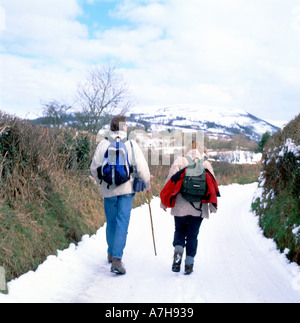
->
[147, 192, 157, 256]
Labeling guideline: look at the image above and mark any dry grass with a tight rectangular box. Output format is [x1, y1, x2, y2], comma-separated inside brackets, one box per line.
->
[0, 112, 105, 281]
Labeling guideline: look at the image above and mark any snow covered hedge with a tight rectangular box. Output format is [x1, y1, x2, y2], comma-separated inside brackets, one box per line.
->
[252, 114, 300, 265]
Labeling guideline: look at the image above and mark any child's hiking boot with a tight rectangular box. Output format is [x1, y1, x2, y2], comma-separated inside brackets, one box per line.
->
[111, 258, 126, 275]
[172, 252, 183, 272]
[184, 264, 194, 275]
[185, 256, 194, 275]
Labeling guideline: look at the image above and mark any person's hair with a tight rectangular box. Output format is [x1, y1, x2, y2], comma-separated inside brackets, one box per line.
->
[184, 137, 205, 156]
[110, 115, 126, 132]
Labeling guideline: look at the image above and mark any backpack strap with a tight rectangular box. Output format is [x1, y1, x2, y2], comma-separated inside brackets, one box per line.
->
[105, 135, 128, 143]
[130, 140, 138, 178]
[190, 201, 203, 215]
[185, 155, 202, 167]
[185, 155, 194, 166]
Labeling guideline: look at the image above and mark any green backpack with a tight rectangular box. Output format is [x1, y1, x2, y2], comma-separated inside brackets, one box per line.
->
[180, 155, 207, 203]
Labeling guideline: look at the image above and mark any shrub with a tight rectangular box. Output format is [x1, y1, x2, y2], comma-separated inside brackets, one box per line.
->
[252, 114, 300, 264]
[0, 111, 105, 281]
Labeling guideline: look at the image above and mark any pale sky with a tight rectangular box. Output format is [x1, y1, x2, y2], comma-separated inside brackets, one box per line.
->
[1, 0, 300, 127]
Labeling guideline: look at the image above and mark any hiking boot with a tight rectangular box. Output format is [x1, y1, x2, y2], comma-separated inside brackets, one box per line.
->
[184, 264, 194, 275]
[172, 252, 183, 272]
[107, 254, 113, 264]
[111, 258, 126, 275]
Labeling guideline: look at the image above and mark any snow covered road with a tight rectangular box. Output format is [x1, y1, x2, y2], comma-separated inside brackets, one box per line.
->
[1, 183, 300, 303]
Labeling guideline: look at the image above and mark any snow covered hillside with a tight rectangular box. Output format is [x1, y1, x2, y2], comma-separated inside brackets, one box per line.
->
[128, 105, 279, 141]
[1, 183, 299, 303]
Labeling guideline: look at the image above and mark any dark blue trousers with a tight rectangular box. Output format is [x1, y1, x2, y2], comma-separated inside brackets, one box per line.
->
[173, 216, 203, 257]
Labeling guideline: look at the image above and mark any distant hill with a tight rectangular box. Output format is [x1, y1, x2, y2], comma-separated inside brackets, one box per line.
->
[127, 105, 279, 141]
[31, 104, 279, 142]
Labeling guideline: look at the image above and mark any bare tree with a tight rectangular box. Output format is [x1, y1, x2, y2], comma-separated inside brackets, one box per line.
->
[75, 64, 133, 134]
[42, 100, 72, 128]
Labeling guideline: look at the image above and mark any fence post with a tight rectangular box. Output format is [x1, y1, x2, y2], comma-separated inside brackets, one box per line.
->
[0, 266, 7, 293]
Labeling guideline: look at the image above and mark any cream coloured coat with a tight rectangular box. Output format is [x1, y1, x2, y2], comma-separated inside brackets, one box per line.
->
[90, 131, 151, 198]
[160, 149, 217, 219]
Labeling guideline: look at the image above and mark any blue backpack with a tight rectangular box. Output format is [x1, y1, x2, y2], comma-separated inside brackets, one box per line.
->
[97, 137, 132, 188]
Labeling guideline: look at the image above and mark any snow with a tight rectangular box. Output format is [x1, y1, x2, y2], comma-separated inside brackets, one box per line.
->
[278, 138, 300, 157]
[129, 104, 278, 140]
[208, 150, 262, 164]
[293, 226, 300, 235]
[1, 183, 300, 303]
[131, 104, 248, 128]
[293, 225, 300, 244]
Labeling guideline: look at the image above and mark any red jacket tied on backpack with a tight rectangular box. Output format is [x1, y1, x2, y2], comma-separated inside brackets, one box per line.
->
[160, 167, 220, 209]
